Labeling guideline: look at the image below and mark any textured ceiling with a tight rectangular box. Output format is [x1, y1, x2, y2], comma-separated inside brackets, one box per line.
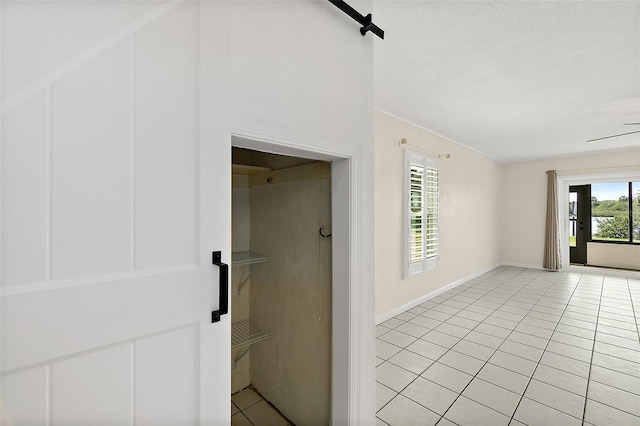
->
[373, 1, 640, 163]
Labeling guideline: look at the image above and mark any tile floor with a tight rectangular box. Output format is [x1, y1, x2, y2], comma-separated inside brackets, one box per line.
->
[231, 387, 293, 426]
[376, 266, 640, 426]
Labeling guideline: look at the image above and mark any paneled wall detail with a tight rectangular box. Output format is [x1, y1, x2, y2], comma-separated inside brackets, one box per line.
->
[0, 366, 48, 425]
[2, 3, 201, 424]
[1, 1, 180, 114]
[1, 0, 196, 292]
[2, 0, 377, 422]
[51, 40, 133, 281]
[1, 93, 48, 287]
[0, 326, 197, 426]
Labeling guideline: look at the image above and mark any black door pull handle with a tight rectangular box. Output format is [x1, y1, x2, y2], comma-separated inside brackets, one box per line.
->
[212, 251, 229, 323]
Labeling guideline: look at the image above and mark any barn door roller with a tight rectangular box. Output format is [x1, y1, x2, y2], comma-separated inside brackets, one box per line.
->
[328, 0, 385, 39]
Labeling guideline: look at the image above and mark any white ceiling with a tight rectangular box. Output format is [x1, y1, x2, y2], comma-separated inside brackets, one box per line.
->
[372, 1, 640, 163]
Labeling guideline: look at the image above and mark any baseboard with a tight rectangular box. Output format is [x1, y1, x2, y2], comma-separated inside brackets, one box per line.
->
[503, 261, 640, 278]
[567, 264, 640, 279]
[500, 261, 544, 270]
[375, 263, 501, 325]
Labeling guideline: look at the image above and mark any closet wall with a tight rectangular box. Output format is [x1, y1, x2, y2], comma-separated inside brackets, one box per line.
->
[231, 175, 251, 392]
[231, 162, 332, 425]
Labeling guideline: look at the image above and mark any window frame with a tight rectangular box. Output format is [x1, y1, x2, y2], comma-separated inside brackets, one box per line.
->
[404, 150, 439, 278]
[590, 181, 640, 245]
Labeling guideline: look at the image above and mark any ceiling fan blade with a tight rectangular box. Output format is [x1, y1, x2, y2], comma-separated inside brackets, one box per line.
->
[586, 130, 640, 143]
[623, 123, 640, 125]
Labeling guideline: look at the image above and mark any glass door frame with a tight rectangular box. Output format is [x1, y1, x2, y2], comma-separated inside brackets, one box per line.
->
[569, 185, 591, 265]
[558, 169, 640, 271]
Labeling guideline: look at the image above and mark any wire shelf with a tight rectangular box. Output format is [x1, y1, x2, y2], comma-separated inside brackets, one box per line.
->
[232, 251, 272, 267]
[231, 319, 273, 352]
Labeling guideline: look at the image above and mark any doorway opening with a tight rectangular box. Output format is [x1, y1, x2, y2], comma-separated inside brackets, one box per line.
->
[569, 185, 591, 265]
[230, 146, 333, 424]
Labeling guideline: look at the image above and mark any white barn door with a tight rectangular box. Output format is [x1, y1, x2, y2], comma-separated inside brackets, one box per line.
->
[1, 2, 230, 425]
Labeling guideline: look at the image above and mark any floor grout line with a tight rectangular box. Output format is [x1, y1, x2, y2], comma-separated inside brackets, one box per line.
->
[380, 267, 564, 421]
[377, 267, 640, 425]
[442, 270, 566, 423]
[376, 268, 640, 424]
[377, 267, 535, 418]
[623, 277, 640, 343]
[580, 276, 606, 426]
[508, 273, 584, 425]
[231, 387, 294, 426]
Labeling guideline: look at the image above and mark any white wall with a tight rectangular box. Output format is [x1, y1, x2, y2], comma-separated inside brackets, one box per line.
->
[588, 243, 640, 271]
[225, 3, 376, 422]
[225, 2, 375, 422]
[501, 149, 640, 268]
[228, 2, 373, 148]
[374, 111, 502, 320]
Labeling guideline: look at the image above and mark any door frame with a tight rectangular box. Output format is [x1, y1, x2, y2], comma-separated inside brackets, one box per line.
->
[558, 169, 640, 271]
[230, 131, 375, 423]
[568, 185, 591, 265]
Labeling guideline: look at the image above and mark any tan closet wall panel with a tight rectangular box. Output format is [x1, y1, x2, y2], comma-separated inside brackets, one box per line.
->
[249, 176, 332, 425]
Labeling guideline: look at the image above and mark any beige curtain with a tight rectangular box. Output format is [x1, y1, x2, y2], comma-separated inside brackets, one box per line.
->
[543, 170, 561, 270]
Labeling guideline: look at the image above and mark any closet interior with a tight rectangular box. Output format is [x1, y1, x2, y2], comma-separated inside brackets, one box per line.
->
[230, 147, 332, 425]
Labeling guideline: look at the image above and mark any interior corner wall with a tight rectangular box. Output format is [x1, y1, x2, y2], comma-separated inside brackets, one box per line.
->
[374, 110, 502, 320]
[500, 148, 640, 268]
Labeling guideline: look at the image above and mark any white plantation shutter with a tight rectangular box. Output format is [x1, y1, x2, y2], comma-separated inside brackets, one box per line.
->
[425, 166, 439, 259]
[409, 164, 425, 262]
[405, 151, 438, 277]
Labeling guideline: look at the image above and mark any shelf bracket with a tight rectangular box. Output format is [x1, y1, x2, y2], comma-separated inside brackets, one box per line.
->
[233, 347, 252, 368]
[238, 263, 262, 295]
[231, 319, 273, 368]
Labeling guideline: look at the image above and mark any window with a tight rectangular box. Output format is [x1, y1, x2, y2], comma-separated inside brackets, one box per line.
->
[405, 151, 439, 277]
[634, 182, 640, 242]
[591, 181, 639, 244]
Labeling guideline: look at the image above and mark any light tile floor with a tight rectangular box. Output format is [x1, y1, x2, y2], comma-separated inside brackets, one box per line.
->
[231, 387, 293, 426]
[376, 266, 640, 426]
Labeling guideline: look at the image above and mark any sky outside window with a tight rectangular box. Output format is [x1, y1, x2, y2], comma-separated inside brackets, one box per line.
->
[591, 182, 631, 241]
[591, 182, 629, 201]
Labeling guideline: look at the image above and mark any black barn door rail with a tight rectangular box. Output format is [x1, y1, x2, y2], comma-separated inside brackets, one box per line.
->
[328, 0, 385, 39]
